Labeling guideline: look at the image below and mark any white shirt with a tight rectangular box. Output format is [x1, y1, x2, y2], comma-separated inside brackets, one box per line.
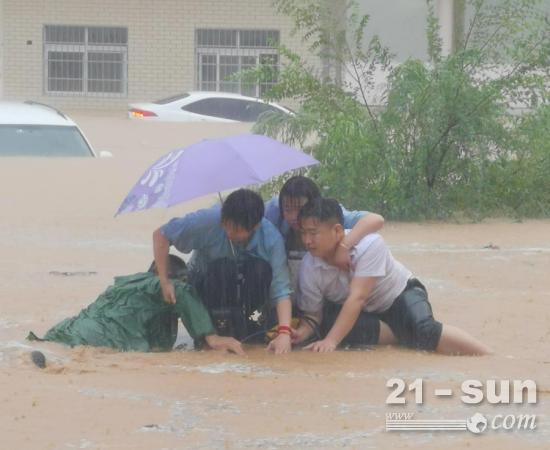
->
[298, 234, 411, 314]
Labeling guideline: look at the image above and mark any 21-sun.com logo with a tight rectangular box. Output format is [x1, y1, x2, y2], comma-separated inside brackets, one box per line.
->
[385, 378, 538, 434]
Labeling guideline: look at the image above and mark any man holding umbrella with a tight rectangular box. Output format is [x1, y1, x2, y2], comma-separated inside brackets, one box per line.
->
[117, 134, 319, 353]
[153, 188, 293, 354]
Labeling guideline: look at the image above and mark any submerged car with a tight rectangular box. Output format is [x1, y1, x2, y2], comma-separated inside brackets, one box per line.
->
[128, 91, 292, 123]
[0, 101, 105, 157]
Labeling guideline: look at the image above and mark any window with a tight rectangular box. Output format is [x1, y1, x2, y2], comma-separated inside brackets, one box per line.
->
[196, 29, 279, 97]
[181, 97, 283, 122]
[182, 98, 248, 121]
[241, 101, 282, 121]
[0, 125, 94, 157]
[44, 25, 128, 96]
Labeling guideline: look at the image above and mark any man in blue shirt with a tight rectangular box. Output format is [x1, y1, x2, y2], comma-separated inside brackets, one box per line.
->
[153, 189, 293, 354]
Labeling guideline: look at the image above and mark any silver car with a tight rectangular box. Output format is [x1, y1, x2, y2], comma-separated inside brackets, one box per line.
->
[0, 101, 103, 157]
[128, 91, 292, 123]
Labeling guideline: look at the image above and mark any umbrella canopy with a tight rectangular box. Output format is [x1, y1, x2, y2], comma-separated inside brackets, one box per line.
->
[116, 134, 319, 215]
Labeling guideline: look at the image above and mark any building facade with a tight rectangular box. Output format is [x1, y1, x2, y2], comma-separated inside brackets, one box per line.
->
[0, 0, 313, 110]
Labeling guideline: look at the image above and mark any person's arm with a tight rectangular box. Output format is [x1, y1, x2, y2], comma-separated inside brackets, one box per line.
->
[153, 228, 176, 304]
[276, 297, 292, 327]
[267, 297, 292, 354]
[334, 211, 385, 270]
[293, 253, 325, 345]
[292, 309, 322, 345]
[204, 335, 245, 355]
[304, 276, 376, 352]
[265, 231, 294, 354]
[262, 230, 294, 354]
[341, 212, 384, 248]
[154, 208, 218, 303]
[267, 235, 293, 306]
[170, 279, 245, 354]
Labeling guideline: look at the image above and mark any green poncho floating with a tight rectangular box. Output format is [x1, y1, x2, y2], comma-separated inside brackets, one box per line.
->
[28, 272, 215, 352]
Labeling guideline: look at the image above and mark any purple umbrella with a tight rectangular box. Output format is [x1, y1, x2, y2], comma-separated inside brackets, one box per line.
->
[116, 133, 319, 215]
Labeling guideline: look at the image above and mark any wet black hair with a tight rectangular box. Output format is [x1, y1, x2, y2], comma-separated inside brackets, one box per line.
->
[221, 188, 264, 231]
[298, 197, 344, 227]
[148, 254, 187, 280]
[278, 176, 321, 224]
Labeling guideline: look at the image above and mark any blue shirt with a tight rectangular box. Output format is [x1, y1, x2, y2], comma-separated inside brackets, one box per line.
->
[160, 205, 291, 304]
[264, 195, 368, 237]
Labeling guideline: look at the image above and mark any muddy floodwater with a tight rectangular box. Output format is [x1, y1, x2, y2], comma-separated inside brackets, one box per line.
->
[1, 113, 549, 449]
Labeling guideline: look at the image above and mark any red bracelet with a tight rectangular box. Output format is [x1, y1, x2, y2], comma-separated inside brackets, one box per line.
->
[277, 325, 292, 334]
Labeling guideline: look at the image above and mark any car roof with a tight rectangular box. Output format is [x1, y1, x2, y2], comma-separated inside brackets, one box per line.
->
[189, 91, 261, 101]
[0, 101, 77, 126]
[180, 91, 270, 102]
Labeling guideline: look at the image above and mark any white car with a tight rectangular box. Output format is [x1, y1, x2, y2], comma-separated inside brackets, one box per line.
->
[128, 91, 292, 123]
[0, 101, 107, 157]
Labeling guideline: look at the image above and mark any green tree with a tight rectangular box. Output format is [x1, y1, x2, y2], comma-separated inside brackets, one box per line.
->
[253, 0, 550, 220]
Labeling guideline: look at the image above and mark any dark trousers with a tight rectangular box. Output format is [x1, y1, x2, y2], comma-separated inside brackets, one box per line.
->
[378, 278, 442, 351]
[320, 279, 443, 350]
[193, 256, 273, 340]
[320, 304, 381, 346]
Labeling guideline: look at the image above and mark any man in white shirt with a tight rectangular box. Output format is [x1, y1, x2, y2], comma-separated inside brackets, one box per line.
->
[293, 198, 491, 355]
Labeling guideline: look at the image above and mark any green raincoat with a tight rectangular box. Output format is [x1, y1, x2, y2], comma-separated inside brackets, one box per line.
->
[29, 272, 215, 352]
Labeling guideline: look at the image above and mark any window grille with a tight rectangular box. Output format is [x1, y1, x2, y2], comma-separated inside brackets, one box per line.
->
[196, 29, 279, 97]
[44, 25, 128, 96]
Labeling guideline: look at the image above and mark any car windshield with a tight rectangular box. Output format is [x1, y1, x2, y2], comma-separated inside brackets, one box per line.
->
[0, 125, 94, 157]
[154, 93, 190, 104]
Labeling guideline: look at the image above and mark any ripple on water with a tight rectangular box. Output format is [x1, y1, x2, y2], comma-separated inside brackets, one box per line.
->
[162, 362, 280, 377]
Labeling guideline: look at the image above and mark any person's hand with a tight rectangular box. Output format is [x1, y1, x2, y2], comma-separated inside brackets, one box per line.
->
[333, 244, 351, 271]
[291, 325, 310, 345]
[160, 280, 176, 305]
[267, 333, 292, 354]
[304, 338, 337, 352]
[204, 335, 245, 355]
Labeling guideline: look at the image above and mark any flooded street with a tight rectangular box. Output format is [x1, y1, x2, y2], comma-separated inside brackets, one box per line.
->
[1, 114, 548, 449]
